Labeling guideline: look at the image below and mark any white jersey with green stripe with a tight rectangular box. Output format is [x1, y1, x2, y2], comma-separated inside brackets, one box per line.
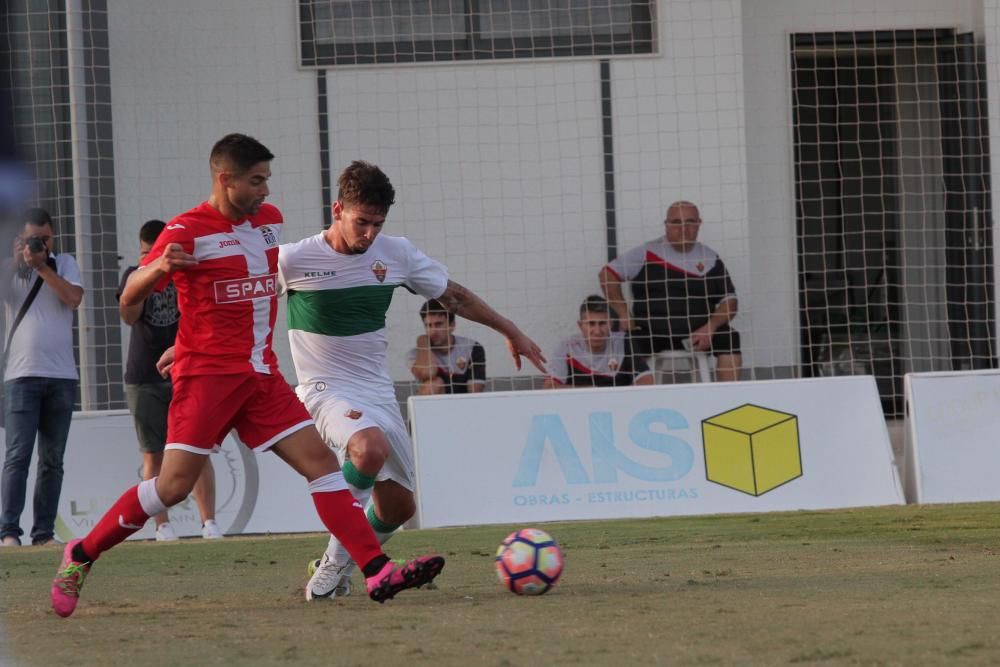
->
[279, 232, 449, 403]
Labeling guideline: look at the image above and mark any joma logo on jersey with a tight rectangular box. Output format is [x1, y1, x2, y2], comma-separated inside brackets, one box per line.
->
[214, 273, 278, 303]
[218, 239, 241, 249]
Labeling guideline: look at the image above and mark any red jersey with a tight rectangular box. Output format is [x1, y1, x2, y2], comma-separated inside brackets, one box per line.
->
[142, 201, 283, 378]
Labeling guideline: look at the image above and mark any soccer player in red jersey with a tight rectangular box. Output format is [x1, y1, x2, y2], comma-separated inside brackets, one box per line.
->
[49, 134, 443, 618]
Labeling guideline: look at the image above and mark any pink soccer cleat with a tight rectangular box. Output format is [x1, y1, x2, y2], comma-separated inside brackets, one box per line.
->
[51, 539, 92, 618]
[366, 555, 445, 603]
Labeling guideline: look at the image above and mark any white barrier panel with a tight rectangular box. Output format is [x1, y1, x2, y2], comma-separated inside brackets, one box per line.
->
[410, 376, 903, 528]
[0, 411, 324, 541]
[903, 369, 1000, 504]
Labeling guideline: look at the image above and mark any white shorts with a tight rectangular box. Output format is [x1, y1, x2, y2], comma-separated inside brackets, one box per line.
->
[297, 384, 415, 491]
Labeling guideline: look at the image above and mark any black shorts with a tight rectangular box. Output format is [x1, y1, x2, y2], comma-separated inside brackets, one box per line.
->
[631, 324, 741, 357]
[126, 382, 172, 453]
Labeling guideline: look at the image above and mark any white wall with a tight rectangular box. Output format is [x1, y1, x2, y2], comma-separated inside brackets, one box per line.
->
[106, 0, 996, 385]
[322, 0, 750, 380]
[108, 0, 323, 376]
[107, 0, 752, 382]
[322, 61, 609, 380]
[612, 0, 751, 362]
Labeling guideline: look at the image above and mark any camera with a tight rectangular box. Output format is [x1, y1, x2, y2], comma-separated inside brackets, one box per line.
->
[26, 236, 46, 253]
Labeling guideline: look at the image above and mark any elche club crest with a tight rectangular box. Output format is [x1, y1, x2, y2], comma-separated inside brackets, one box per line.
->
[696, 261, 705, 272]
[371, 259, 388, 283]
[608, 358, 620, 372]
[456, 356, 468, 371]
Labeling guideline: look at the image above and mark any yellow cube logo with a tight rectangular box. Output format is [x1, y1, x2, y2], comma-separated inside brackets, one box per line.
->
[702, 404, 802, 496]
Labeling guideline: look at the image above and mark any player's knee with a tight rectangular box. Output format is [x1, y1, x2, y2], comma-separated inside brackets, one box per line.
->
[352, 446, 388, 472]
[155, 471, 200, 506]
[348, 432, 390, 472]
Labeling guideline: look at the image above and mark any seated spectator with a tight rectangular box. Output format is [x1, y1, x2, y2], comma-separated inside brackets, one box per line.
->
[543, 295, 654, 389]
[408, 299, 486, 394]
[599, 200, 743, 381]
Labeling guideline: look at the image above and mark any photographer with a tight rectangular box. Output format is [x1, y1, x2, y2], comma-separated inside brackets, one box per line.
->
[0, 208, 83, 547]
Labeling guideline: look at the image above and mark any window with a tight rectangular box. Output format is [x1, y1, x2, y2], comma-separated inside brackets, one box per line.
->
[299, 0, 655, 67]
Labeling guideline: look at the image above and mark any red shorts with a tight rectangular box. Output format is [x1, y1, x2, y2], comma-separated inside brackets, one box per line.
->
[166, 372, 313, 453]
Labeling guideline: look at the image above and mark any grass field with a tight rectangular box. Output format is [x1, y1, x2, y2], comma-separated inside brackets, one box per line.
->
[2, 502, 1000, 666]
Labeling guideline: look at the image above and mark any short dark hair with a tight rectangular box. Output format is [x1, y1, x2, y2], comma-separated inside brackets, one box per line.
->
[419, 299, 454, 323]
[139, 219, 166, 244]
[209, 133, 274, 176]
[337, 161, 395, 214]
[23, 207, 52, 228]
[579, 294, 611, 319]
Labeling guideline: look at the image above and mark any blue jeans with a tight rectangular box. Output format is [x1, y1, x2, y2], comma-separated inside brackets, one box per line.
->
[1, 377, 76, 544]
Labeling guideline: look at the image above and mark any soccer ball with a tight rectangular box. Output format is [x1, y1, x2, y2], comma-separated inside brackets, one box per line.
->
[495, 528, 564, 595]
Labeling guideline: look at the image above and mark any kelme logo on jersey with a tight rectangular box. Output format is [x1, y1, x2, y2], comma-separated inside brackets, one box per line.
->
[214, 273, 278, 303]
[371, 259, 388, 283]
[260, 225, 277, 247]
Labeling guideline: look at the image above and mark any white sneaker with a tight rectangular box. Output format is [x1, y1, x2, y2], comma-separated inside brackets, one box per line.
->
[0, 535, 20, 547]
[305, 554, 353, 601]
[201, 520, 224, 539]
[155, 523, 179, 542]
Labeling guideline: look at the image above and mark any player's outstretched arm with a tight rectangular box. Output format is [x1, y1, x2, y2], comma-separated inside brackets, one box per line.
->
[436, 280, 547, 373]
[120, 243, 196, 307]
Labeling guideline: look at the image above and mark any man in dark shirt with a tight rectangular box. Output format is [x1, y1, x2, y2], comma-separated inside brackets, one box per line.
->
[544, 295, 654, 389]
[408, 298, 486, 394]
[117, 219, 220, 541]
[599, 200, 742, 381]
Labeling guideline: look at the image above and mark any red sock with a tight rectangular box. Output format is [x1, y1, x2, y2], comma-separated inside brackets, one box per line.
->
[81, 485, 150, 559]
[312, 490, 384, 570]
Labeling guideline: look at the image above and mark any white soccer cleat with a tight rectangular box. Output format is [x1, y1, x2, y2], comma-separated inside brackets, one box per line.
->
[305, 554, 354, 601]
[155, 523, 179, 542]
[201, 520, 224, 539]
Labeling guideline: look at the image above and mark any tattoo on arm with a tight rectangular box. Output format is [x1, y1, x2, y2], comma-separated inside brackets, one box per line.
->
[438, 281, 471, 313]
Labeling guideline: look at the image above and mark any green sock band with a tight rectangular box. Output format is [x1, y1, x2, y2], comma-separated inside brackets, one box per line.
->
[367, 505, 401, 534]
[342, 460, 376, 490]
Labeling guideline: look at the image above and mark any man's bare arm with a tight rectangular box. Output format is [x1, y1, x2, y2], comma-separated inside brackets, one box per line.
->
[435, 280, 546, 372]
[689, 297, 737, 352]
[24, 248, 83, 309]
[120, 243, 196, 307]
[409, 335, 439, 382]
[599, 267, 633, 331]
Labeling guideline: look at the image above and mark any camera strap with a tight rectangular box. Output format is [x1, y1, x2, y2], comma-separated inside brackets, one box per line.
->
[2, 258, 54, 379]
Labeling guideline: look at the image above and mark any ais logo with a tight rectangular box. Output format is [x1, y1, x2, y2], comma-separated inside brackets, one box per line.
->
[513, 409, 694, 487]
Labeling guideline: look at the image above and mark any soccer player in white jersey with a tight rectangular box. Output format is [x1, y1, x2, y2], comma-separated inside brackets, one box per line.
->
[279, 161, 547, 600]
